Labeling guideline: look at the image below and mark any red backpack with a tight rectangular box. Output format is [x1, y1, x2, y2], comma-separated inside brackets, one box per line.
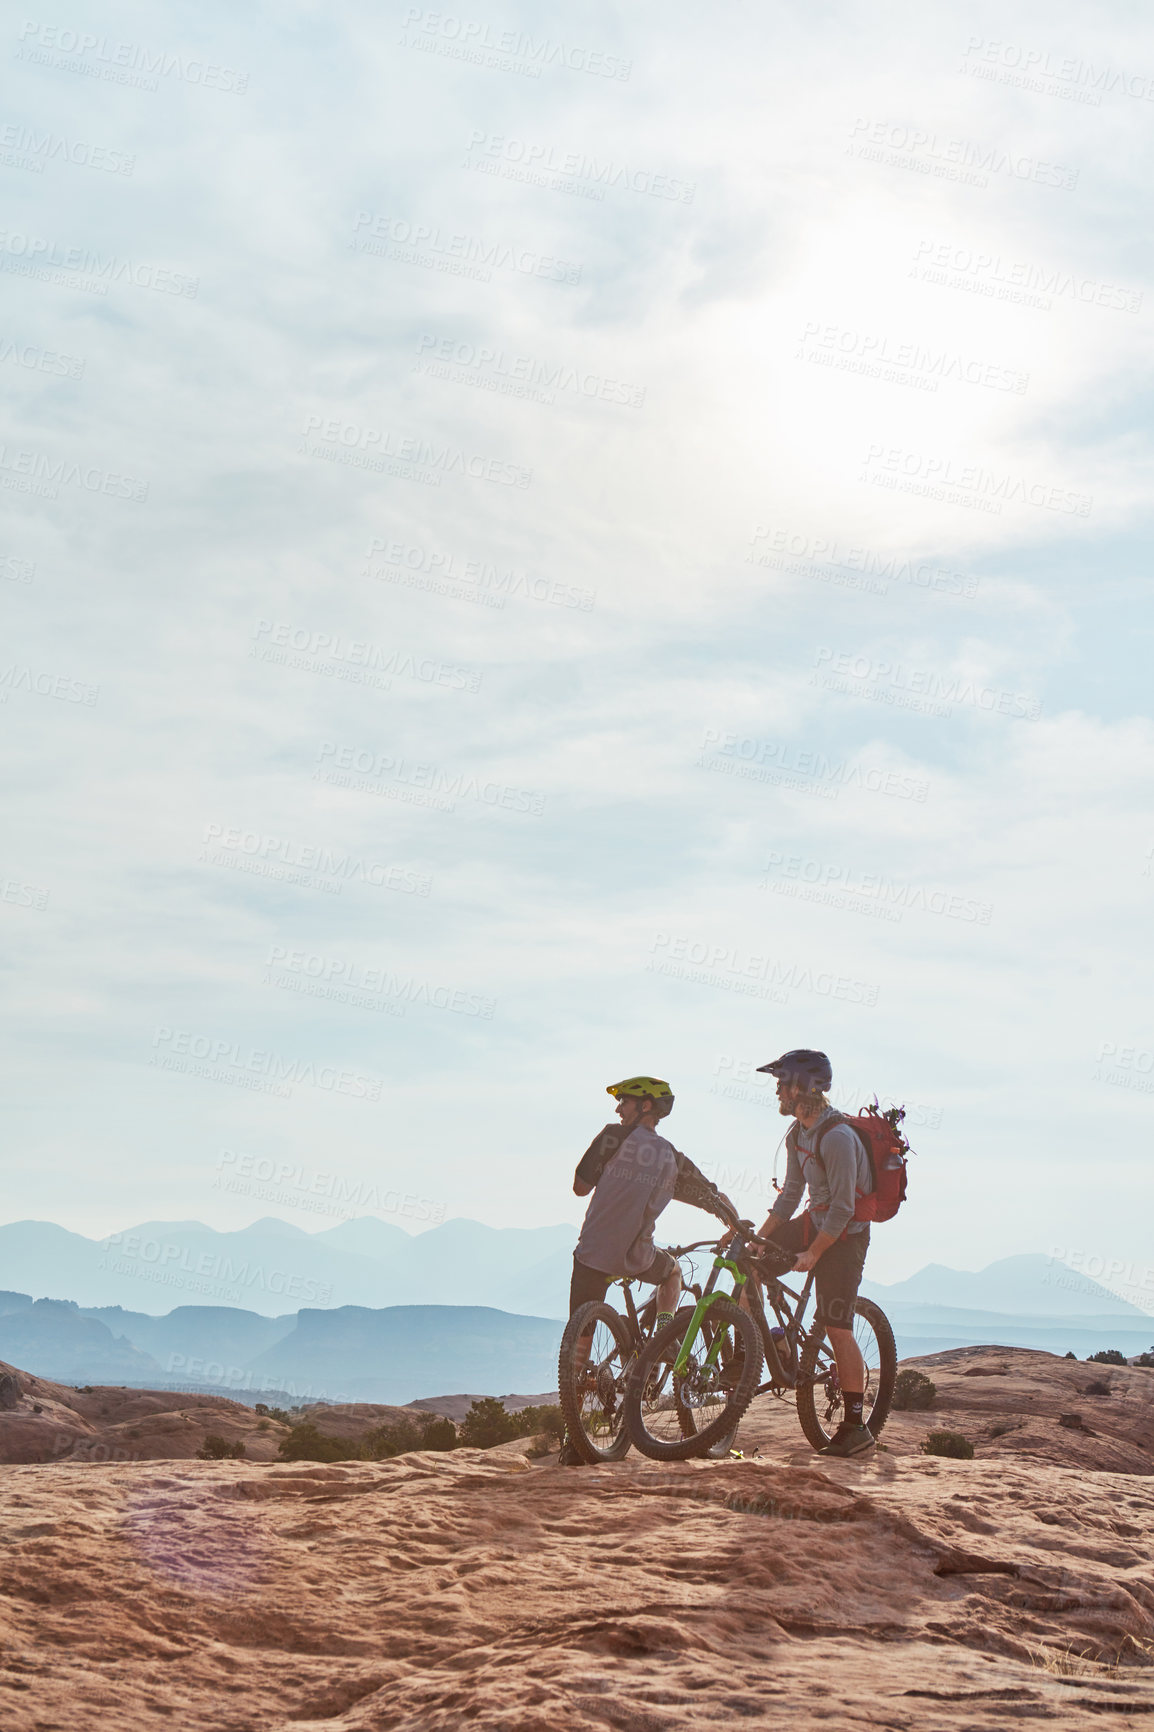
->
[787, 1102, 910, 1223]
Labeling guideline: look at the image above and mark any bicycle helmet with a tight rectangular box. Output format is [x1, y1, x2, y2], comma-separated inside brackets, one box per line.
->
[756, 1049, 832, 1091]
[606, 1076, 675, 1119]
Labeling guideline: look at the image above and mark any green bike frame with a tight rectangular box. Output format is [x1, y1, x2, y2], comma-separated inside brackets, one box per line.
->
[671, 1250, 748, 1376]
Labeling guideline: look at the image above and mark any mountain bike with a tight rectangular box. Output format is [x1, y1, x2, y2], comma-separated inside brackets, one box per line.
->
[556, 1243, 730, 1465]
[623, 1224, 897, 1461]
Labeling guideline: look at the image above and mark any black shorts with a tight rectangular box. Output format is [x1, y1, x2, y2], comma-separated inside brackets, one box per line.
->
[761, 1217, 870, 1331]
[569, 1249, 677, 1316]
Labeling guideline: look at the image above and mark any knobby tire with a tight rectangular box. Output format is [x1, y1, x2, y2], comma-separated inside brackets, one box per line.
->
[624, 1297, 762, 1462]
[795, 1297, 897, 1451]
[557, 1300, 635, 1463]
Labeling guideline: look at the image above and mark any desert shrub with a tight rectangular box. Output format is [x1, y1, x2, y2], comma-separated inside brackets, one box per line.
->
[363, 1414, 458, 1459]
[510, 1404, 565, 1447]
[892, 1370, 937, 1411]
[456, 1399, 566, 1450]
[988, 1421, 1021, 1439]
[920, 1430, 974, 1460]
[1088, 1349, 1127, 1366]
[255, 1403, 293, 1424]
[277, 1422, 357, 1462]
[197, 1434, 246, 1460]
[1083, 1380, 1112, 1396]
[1134, 1348, 1154, 1368]
[1064, 1352, 1077, 1360]
[458, 1397, 522, 1449]
[256, 1419, 270, 1432]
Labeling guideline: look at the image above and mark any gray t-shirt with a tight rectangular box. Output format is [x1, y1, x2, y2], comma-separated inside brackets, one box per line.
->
[575, 1124, 678, 1277]
[770, 1106, 872, 1238]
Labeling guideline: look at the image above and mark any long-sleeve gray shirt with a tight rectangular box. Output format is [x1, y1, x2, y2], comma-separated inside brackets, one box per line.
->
[574, 1124, 678, 1277]
[770, 1107, 872, 1238]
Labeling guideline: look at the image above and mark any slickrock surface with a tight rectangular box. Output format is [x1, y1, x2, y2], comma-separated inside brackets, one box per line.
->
[2, 1346, 1152, 1728]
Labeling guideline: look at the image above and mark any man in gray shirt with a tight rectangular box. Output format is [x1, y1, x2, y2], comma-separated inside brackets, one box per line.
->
[754, 1048, 876, 1458]
[571, 1076, 739, 1321]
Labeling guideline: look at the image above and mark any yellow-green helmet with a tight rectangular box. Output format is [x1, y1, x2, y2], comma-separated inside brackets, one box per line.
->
[606, 1076, 674, 1119]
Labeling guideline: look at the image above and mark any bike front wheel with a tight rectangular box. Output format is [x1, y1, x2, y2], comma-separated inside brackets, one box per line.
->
[795, 1297, 897, 1451]
[557, 1301, 635, 1463]
[624, 1297, 762, 1462]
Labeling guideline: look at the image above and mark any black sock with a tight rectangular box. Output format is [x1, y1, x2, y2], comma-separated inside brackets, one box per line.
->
[844, 1392, 864, 1425]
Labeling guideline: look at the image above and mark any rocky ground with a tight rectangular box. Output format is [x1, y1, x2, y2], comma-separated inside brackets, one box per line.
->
[0, 1347, 1151, 1728]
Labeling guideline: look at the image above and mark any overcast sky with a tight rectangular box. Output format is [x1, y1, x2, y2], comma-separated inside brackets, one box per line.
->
[4, 0, 1153, 1298]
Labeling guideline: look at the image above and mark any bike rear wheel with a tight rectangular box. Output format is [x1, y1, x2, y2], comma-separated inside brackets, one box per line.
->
[557, 1301, 635, 1463]
[795, 1297, 897, 1451]
[624, 1297, 762, 1462]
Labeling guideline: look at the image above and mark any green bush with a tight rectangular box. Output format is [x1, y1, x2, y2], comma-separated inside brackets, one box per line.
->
[457, 1398, 566, 1450]
[1088, 1349, 1126, 1365]
[458, 1397, 522, 1449]
[277, 1421, 356, 1462]
[1135, 1348, 1154, 1368]
[255, 1402, 293, 1424]
[363, 1413, 459, 1459]
[197, 1433, 246, 1460]
[892, 1369, 937, 1411]
[920, 1430, 974, 1460]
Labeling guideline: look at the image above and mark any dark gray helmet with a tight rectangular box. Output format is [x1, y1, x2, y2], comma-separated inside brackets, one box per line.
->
[757, 1049, 832, 1091]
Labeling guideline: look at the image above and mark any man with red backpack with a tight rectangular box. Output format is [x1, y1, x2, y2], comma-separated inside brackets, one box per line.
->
[754, 1049, 879, 1458]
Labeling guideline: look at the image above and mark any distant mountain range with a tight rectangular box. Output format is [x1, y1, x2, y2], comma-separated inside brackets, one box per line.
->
[0, 1291, 563, 1405]
[4, 1217, 1150, 1326]
[0, 1216, 575, 1317]
[0, 1229, 1149, 1403]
